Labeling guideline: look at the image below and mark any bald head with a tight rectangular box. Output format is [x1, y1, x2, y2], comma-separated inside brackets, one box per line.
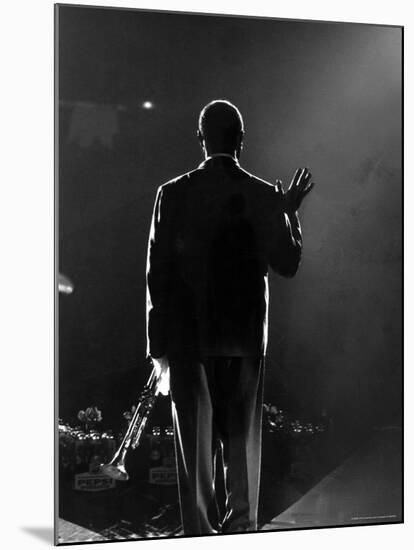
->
[198, 100, 244, 157]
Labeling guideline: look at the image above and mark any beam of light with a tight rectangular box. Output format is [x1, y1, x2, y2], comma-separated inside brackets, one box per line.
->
[142, 101, 154, 110]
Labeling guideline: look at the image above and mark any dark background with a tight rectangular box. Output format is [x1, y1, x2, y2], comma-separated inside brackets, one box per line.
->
[57, 6, 402, 434]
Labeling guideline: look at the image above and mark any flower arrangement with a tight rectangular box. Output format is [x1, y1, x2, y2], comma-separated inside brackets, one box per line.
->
[77, 406, 103, 432]
[123, 405, 136, 422]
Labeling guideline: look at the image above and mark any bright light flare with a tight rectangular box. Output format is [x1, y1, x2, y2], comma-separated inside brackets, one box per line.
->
[58, 272, 74, 294]
[142, 101, 154, 110]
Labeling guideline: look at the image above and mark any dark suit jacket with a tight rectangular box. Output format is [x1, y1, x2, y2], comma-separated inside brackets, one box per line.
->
[146, 155, 302, 360]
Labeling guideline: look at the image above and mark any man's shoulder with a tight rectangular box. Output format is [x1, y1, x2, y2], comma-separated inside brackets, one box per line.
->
[159, 165, 280, 200]
[238, 168, 282, 201]
[239, 167, 275, 189]
[159, 168, 198, 193]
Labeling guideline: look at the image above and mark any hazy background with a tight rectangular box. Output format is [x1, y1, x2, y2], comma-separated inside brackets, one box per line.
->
[58, 6, 402, 433]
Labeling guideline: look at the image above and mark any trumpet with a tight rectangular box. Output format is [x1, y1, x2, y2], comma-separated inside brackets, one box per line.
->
[100, 366, 162, 481]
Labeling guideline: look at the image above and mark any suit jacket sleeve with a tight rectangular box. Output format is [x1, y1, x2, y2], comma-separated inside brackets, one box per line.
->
[146, 184, 174, 359]
[266, 186, 302, 278]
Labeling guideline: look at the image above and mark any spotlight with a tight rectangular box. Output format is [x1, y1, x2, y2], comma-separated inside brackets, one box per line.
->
[58, 272, 74, 294]
[142, 101, 154, 109]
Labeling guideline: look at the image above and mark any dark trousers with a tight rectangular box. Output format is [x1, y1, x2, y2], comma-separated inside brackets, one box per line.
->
[169, 355, 265, 535]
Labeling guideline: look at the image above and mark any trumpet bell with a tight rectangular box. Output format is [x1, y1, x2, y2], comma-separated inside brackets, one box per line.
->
[100, 462, 130, 481]
[99, 365, 160, 482]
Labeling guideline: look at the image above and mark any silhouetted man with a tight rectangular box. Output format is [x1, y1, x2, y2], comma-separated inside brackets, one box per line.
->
[146, 100, 314, 535]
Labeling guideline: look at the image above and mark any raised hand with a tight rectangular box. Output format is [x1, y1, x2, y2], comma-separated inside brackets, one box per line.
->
[276, 168, 314, 212]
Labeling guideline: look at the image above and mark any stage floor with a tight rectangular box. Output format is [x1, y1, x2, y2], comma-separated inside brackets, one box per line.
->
[262, 426, 402, 530]
[57, 427, 402, 544]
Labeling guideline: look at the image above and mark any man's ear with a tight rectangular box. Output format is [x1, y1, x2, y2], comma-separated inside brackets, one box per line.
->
[197, 130, 206, 152]
[197, 129, 202, 143]
[236, 131, 244, 157]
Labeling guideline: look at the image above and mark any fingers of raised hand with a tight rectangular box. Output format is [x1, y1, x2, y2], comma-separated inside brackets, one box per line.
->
[288, 168, 315, 208]
[290, 167, 309, 193]
[302, 180, 315, 197]
[291, 168, 303, 188]
[297, 168, 311, 188]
